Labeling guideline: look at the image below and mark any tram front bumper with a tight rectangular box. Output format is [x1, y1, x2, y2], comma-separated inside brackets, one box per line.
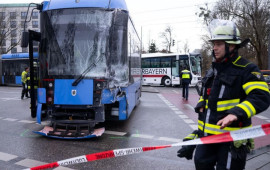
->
[34, 125, 105, 139]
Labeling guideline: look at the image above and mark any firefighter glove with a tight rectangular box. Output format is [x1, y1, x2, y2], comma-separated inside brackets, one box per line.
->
[177, 145, 196, 160]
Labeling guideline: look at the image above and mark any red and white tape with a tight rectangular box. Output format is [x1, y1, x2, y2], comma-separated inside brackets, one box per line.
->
[25, 123, 270, 170]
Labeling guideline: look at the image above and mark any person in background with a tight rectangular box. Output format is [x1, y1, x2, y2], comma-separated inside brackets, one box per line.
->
[180, 66, 192, 100]
[21, 67, 29, 99]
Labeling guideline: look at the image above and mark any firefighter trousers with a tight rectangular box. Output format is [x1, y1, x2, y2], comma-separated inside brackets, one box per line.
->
[194, 142, 246, 170]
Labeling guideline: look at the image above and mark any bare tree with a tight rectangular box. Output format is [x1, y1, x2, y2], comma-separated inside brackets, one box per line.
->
[183, 39, 190, 54]
[160, 26, 173, 53]
[0, 8, 21, 54]
[197, 0, 270, 69]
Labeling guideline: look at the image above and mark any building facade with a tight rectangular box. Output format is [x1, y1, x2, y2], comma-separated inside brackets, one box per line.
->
[0, 3, 40, 54]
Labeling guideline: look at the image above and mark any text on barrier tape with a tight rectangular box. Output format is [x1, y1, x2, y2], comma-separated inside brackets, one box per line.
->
[25, 123, 270, 170]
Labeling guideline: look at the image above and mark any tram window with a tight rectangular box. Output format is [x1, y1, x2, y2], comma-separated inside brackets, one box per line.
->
[33, 47, 39, 52]
[161, 57, 171, 67]
[22, 47, 28, 53]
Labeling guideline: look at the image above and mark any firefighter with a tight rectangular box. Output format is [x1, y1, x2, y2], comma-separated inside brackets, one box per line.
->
[180, 67, 192, 100]
[178, 19, 270, 170]
[21, 67, 29, 99]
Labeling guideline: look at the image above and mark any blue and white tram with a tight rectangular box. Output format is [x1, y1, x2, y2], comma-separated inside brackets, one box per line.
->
[0, 53, 38, 86]
[22, 0, 141, 139]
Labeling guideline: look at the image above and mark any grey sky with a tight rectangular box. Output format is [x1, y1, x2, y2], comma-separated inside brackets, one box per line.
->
[0, 0, 217, 52]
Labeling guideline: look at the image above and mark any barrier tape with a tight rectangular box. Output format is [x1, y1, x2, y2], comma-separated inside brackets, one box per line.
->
[25, 123, 270, 170]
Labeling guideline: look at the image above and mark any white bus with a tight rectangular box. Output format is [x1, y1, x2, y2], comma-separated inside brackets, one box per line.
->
[141, 53, 201, 86]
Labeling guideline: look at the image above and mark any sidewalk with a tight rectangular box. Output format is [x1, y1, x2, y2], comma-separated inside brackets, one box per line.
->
[246, 145, 270, 170]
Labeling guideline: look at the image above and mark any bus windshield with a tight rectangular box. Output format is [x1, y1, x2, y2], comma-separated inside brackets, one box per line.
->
[190, 54, 201, 76]
[40, 8, 128, 79]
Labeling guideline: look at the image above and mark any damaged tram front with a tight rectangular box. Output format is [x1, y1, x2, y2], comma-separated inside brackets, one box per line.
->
[23, 0, 141, 139]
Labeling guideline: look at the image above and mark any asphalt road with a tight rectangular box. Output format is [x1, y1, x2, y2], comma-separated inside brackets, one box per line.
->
[0, 85, 269, 170]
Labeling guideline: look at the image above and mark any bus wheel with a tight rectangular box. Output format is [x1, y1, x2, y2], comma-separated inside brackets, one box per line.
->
[162, 77, 171, 87]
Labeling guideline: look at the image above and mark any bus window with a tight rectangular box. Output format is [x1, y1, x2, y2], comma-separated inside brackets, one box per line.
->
[161, 57, 171, 67]
[190, 55, 201, 76]
[179, 60, 189, 71]
[172, 59, 179, 76]
[142, 58, 151, 68]
[151, 58, 160, 68]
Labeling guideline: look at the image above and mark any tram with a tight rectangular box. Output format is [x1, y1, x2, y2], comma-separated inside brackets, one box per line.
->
[21, 0, 141, 139]
[0, 53, 38, 86]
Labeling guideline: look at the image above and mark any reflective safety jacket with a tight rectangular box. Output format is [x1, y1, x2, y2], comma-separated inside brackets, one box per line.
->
[26, 73, 38, 90]
[21, 71, 28, 84]
[180, 69, 192, 84]
[195, 55, 270, 136]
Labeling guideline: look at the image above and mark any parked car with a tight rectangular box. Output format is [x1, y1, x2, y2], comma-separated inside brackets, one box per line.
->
[261, 70, 270, 89]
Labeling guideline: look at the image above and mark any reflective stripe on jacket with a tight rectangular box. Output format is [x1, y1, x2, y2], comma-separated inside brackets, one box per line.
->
[181, 70, 191, 79]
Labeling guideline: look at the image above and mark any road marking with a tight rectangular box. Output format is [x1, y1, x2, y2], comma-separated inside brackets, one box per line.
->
[104, 130, 127, 136]
[255, 115, 269, 120]
[158, 137, 181, 143]
[0, 91, 20, 94]
[131, 134, 154, 139]
[171, 108, 179, 111]
[179, 115, 188, 119]
[18, 120, 36, 124]
[184, 104, 195, 111]
[15, 159, 47, 168]
[0, 117, 181, 143]
[0, 117, 3, 119]
[0, 97, 21, 101]
[0, 152, 18, 161]
[159, 94, 198, 131]
[3, 118, 18, 121]
[54, 166, 75, 170]
[172, 90, 179, 94]
[190, 125, 198, 130]
[15, 158, 74, 169]
[183, 119, 195, 124]
[175, 111, 184, 115]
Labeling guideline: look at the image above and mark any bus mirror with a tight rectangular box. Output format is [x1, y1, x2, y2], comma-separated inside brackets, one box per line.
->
[21, 32, 29, 48]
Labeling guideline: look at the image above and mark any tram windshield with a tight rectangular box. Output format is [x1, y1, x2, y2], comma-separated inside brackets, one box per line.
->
[39, 8, 128, 79]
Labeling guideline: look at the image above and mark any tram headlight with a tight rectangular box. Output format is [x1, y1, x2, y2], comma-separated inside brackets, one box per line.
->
[49, 83, 53, 88]
[95, 80, 107, 89]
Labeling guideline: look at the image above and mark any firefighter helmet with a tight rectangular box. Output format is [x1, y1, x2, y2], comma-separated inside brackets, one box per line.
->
[209, 19, 241, 45]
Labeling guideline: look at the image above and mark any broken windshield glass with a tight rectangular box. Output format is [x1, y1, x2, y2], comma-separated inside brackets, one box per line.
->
[42, 9, 112, 77]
